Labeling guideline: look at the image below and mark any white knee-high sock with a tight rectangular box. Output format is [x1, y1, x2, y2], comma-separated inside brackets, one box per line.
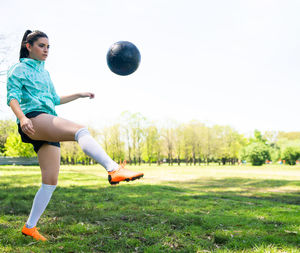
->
[26, 183, 56, 228]
[75, 128, 119, 172]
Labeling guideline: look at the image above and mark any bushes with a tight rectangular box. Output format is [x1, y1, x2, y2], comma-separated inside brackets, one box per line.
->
[241, 143, 300, 166]
[281, 146, 300, 165]
[242, 143, 271, 166]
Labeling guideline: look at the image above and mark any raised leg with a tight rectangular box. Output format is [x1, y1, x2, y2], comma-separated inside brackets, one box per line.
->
[26, 113, 84, 142]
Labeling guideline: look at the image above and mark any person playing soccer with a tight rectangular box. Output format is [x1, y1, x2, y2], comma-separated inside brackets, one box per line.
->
[6, 30, 144, 241]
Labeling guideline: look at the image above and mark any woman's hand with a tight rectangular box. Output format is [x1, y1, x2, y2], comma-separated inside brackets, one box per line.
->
[60, 92, 95, 104]
[20, 117, 35, 136]
[79, 92, 95, 99]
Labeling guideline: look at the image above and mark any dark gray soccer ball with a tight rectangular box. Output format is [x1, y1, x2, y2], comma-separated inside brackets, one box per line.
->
[107, 41, 141, 76]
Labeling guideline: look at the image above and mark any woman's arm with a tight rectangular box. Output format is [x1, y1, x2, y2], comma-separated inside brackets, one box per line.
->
[59, 92, 95, 105]
[9, 99, 35, 135]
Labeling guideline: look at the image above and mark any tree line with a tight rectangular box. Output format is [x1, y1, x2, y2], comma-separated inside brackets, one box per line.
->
[1, 111, 300, 166]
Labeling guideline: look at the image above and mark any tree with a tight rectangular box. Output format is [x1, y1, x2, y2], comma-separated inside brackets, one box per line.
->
[277, 131, 300, 140]
[214, 125, 246, 165]
[0, 120, 18, 155]
[174, 125, 184, 165]
[4, 133, 36, 157]
[155, 136, 164, 165]
[161, 127, 175, 165]
[142, 125, 159, 165]
[188, 121, 203, 165]
[182, 123, 193, 165]
[121, 112, 146, 165]
[0, 33, 12, 69]
[202, 126, 216, 165]
[60, 141, 82, 164]
[107, 124, 125, 163]
[250, 130, 267, 144]
[263, 130, 278, 145]
[120, 111, 133, 163]
[1, 33, 19, 116]
[212, 125, 226, 164]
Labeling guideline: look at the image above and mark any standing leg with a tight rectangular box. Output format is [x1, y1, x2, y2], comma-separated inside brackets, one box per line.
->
[22, 144, 60, 241]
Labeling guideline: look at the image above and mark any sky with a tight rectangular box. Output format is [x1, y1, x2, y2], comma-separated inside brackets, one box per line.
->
[0, 0, 299, 135]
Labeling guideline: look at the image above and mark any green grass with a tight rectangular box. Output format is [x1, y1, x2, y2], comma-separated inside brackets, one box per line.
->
[0, 164, 300, 252]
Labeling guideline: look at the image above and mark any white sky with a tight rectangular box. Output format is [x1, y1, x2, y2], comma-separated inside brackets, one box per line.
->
[0, 0, 299, 134]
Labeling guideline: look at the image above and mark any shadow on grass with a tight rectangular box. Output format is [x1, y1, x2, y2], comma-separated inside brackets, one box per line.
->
[166, 177, 300, 205]
[169, 177, 300, 189]
[0, 177, 299, 252]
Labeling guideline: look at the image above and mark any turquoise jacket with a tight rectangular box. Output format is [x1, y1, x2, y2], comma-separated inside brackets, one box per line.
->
[6, 58, 60, 123]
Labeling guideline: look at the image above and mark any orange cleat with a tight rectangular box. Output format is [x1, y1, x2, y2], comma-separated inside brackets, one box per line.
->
[108, 162, 144, 185]
[21, 224, 47, 241]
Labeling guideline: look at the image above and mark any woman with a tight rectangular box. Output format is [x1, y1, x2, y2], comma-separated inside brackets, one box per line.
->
[6, 30, 144, 241]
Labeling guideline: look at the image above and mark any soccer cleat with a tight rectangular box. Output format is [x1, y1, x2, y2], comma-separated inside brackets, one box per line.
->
[21, 224, 47, 241]
[108, 161, 144, 185]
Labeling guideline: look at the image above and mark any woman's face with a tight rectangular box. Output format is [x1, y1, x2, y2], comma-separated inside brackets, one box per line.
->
[26, 37, 49, 61]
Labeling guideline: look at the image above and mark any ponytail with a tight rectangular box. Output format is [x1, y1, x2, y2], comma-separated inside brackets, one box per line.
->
[19, 30, 48, 61]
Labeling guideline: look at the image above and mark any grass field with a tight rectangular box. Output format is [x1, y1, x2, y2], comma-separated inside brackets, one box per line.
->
[0, 164, 299, 252]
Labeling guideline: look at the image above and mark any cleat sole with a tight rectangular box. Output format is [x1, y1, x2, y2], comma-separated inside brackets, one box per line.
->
[108, 174, 144, 185]
[110, 181, 119, 185]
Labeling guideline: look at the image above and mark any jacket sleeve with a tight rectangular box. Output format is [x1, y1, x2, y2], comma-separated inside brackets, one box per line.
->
[6, 65, 24, 106]
[47, 72, 60, 105]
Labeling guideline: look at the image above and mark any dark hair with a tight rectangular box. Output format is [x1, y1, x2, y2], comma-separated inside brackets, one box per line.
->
[19, 30, 48, 60]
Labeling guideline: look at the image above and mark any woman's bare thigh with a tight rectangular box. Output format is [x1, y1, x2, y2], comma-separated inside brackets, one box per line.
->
[27, 113, 84, 142]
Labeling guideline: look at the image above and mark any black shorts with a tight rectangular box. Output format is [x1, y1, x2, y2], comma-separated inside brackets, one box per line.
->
[17, 111, 60, 154]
